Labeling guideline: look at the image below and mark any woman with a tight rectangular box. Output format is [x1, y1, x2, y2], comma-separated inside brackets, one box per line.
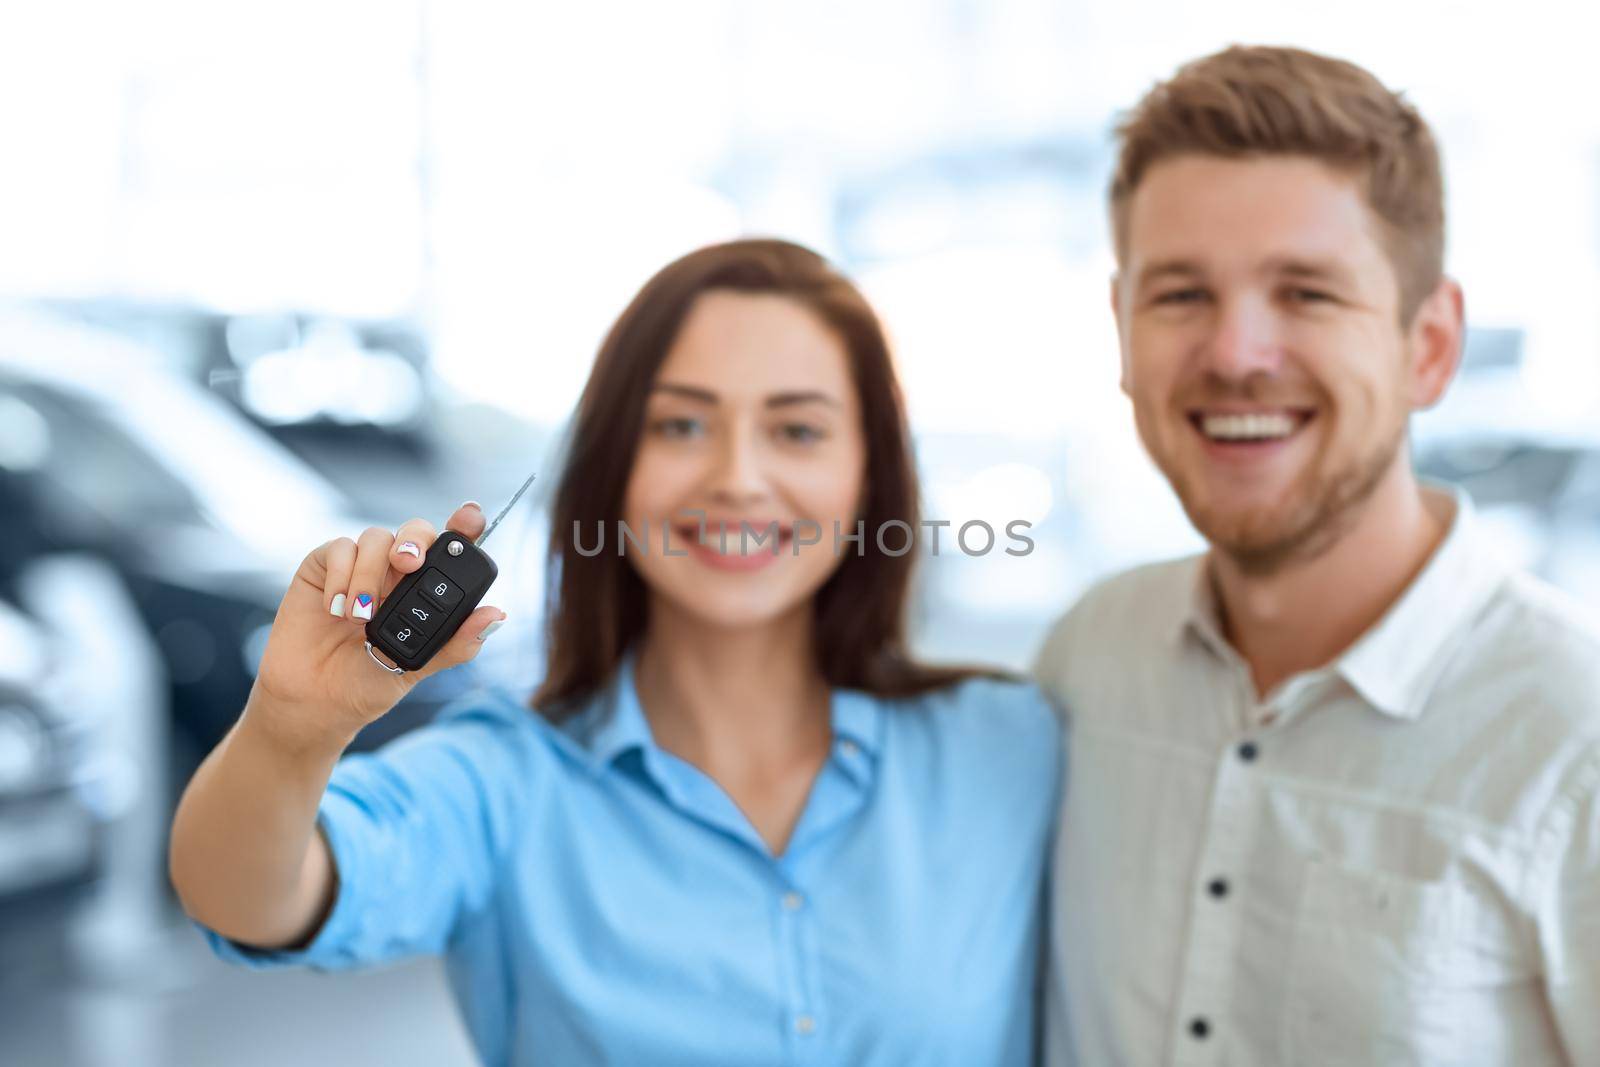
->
[169, 239, 1061, 1065]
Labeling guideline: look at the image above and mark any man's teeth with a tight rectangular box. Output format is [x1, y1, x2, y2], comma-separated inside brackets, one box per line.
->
[1200, 413, 1298, 441]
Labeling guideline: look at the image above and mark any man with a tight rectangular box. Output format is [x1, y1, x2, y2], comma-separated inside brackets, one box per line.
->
[1033, 45, 1600, 1065]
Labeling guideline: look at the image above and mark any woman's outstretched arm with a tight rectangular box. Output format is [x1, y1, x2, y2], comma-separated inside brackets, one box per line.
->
[168, 503, 504, 950]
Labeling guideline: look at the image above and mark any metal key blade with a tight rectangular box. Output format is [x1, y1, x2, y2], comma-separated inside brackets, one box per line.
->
[475, 471, 537, 548]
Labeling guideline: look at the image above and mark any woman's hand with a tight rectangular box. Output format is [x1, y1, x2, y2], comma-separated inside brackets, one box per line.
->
[249, 501, 507, 752]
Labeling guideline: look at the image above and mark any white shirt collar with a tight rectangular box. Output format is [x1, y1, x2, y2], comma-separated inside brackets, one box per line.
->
[1178, 483, 1512, 719]
[1335, 484, 1510, 719]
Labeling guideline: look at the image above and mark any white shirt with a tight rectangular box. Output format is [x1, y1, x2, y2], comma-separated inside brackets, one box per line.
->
[1033, 487, 1600, 1066]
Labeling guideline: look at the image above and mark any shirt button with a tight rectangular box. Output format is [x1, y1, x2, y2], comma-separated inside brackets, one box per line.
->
[1207, 878, 1229, 899]
[1190, 1017, 1211, 1039]
[796, 1014, 817, 1036]
[782, 891, 804, 911]
[1237, 741, 1259, 762]
[839, 739, 860, 757]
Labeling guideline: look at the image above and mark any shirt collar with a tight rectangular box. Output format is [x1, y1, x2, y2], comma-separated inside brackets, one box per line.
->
[1175, 558, 1233, 660]
[575, 648, 654, 767]
[570, 646, 885, 768]
[1176, 483, 1511, 719]
[1334, 484, 1509, 719]
[830, 686, 884, 757]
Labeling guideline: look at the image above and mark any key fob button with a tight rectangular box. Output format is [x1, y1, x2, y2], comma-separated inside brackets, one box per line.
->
[382, 614, 425, 656]
[393, 592, 444, 637]
[419, 568, 465, 612]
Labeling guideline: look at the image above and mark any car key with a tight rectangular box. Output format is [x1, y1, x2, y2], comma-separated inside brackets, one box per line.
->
[363, 472, 536, 673]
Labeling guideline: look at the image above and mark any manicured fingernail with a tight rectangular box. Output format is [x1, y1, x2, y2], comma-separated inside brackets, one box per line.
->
[351, 593, 374, 621]
[476, 618, 505, 642]
[397, 541, 421, 559]
[328, 593, 347, 617]
[463, 501, 483, 512]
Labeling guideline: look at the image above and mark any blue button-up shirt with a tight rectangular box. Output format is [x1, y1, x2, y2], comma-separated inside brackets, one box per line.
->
[199, 653, 1063, 1065]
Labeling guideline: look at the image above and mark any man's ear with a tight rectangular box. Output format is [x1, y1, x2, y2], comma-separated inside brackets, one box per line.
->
[1111, 273, 1132, 398]
[1407, 277, 1465, 410]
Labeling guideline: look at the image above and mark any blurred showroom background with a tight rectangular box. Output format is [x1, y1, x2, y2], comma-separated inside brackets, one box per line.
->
[2, 1, 1597, 1064]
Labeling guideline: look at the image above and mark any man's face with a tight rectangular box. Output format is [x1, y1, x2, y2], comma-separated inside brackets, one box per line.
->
[1114, 154, 1447, 571]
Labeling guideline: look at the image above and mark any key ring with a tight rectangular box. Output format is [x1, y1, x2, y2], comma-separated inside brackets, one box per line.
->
[365, 641, 404, 674]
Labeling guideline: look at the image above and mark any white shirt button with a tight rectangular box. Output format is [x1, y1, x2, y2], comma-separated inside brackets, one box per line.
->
[782, 891, 804, 911]
[839, 739, 860, 757]
[795, 1015, 816, 1035]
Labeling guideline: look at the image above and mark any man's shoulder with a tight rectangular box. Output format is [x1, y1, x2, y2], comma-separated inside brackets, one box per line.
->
[1471, 570, 1600, 727]
[1495, 570, 1600, 649]
[1082, 554, 1202, 610]
[1044, 554, 1201, 642]
[1031, 554, 1203, 685]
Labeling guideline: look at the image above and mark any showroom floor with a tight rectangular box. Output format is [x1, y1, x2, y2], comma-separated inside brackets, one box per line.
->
[1, 911, 479, 1067]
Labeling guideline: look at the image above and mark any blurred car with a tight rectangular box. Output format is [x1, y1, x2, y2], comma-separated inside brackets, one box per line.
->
[32, 299, 439, 508]
[0, 309, 476, 786]
[0, 552, 171, 993]
[0, 595, 104, 910]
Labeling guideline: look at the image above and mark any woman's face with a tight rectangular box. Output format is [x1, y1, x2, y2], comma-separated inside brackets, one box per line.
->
[621, 290, 867, 631]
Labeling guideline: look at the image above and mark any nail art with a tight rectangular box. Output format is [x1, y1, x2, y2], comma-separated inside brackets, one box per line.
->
[328, 593, 347, 618]
[476, 619, 505, 642]
[351, 593, 375, 621]
[397, 541, 421, 559]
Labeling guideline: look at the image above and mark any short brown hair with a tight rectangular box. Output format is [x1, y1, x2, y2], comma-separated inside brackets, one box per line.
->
[1110, 45, 1444, 322]
[532, 238, 1007, 719]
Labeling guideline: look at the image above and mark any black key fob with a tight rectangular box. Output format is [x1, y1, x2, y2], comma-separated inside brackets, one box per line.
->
[364, 530, 498, 672]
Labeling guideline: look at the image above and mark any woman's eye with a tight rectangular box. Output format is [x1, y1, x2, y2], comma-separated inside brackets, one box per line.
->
[1154, 288, 1207, 306]
[651, 416, 704, 439]
[1288, 288, 1334, 304]
[777, 423, 825, 444]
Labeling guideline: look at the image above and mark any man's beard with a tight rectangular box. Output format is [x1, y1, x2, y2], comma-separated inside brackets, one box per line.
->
[1169, 417, 1407, 577]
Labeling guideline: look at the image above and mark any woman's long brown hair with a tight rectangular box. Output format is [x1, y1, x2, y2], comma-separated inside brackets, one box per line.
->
[531, 238, 1007, 719]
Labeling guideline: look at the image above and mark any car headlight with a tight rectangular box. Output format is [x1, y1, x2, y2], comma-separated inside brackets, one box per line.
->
[0, 703, 50, 794]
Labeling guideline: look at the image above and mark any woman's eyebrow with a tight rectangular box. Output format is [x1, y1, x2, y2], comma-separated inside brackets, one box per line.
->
[766, 391, 840, 410]
[651, 382, 718, 403]
[651, 383, 841, 409]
